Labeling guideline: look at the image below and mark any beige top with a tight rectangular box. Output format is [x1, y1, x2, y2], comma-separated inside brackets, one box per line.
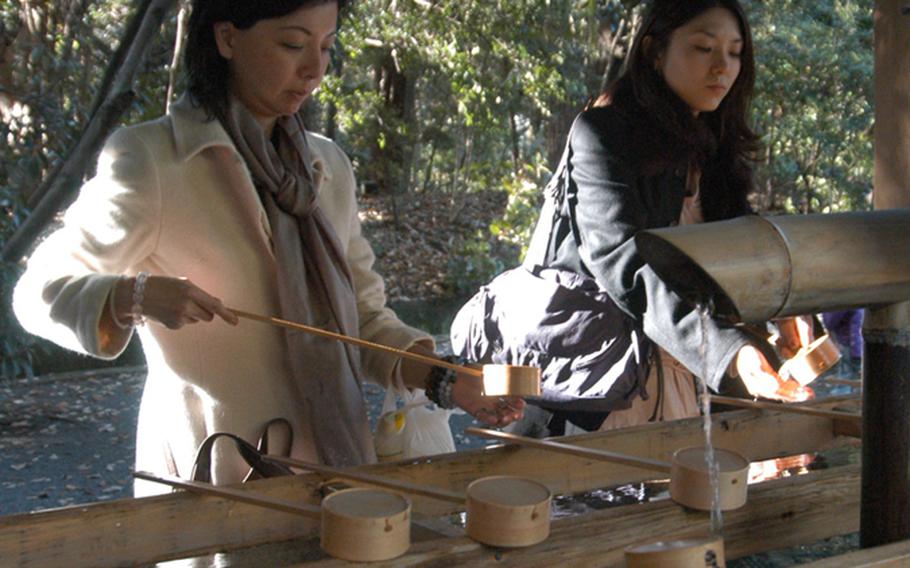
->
[679, 169, 704, 226]
[13, 97, 431, 495]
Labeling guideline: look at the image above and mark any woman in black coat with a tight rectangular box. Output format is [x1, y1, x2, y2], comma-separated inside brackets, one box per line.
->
[453, 0, 811, 435]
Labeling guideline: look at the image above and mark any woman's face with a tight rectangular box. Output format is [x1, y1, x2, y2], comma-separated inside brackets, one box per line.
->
[656, 7, 743, 115]
[214, 2, 338, 133]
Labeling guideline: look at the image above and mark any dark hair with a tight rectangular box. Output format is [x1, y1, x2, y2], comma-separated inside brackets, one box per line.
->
[184, 0, 345, 123]
[597, 0, 760, 219]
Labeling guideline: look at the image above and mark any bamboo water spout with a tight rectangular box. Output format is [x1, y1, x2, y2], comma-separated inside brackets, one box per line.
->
[634, 210, 910, 323]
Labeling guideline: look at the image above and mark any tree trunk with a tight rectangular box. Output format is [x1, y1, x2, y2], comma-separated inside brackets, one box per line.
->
[509, 110, 520, 176]
[324, 54, 343, 140]
[544, 102, 577, 171]
[3, 0, 178, 263]
[374, 51, 417, 198]
[421, 142, 436, 193]
[0, 20, 17, 95]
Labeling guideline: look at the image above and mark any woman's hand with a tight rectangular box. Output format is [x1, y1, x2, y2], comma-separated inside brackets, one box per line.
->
[401, 343, 525, 426]
[776, 316, 815, 359]
[112, 275, 238, 329]
[735, 344, 814, 402]
[451, 372, 526, 427]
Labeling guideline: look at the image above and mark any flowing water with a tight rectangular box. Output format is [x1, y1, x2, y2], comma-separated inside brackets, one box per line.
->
[697, 302, 724, 535]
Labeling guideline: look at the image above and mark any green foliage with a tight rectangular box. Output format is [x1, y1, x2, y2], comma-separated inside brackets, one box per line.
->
[0, 184, 43, 379]
[0, 0, 175, 379]
[444, 230, 520, 298]
[747, 0, 873, 213]
[317, 0, 619, 197]
[491, 156, 549, 258]
[0, 0, 878, 378]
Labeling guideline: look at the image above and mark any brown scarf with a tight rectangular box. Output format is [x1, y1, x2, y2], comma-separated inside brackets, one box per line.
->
[222, 99, 375, 466]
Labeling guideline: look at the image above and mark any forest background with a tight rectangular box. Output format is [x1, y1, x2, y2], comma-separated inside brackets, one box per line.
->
[0, 0, 873, 380]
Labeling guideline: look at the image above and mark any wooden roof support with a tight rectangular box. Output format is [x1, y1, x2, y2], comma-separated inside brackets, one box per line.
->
[861, 0, 910, 550]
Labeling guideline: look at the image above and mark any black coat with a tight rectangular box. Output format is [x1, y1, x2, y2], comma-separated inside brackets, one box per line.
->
[524, 104, 751, 391]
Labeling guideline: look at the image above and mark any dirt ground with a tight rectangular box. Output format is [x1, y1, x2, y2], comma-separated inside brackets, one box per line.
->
[0, 357, 486, 516]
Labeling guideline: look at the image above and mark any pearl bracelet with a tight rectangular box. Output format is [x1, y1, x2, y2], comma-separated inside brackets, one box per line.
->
[130, 271, 149, 327]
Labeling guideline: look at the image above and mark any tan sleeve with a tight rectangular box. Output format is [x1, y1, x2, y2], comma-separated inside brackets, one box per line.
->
[13, 126, 162, 358]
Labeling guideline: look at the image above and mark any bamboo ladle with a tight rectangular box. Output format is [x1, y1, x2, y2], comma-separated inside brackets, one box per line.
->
[466, 427, 673, 473]
[230, 309, 541, 397]
[134, 470, 322, 517]
[710, 395, 862, 423]
[264, 455, 552, 548]
[467, 428, 750, 511]
[263, 454, 465, 503]
[134, 471, 412, 562]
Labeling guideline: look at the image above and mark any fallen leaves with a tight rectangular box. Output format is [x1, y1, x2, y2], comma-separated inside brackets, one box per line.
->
[359, 189, 508, 301]
[0, 369, 143, 515]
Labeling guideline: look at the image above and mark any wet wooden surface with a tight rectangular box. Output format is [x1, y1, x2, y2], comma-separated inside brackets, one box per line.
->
[0, 398, 860, 568]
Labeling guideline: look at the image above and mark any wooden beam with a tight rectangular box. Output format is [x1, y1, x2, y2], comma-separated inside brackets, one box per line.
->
[0, 404, 856, 568]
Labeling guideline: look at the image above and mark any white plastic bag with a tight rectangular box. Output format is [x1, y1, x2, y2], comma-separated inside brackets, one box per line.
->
[374, 382, 456, 461]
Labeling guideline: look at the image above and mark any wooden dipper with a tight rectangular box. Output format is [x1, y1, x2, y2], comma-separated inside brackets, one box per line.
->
[133, 471, 410, 562]
[264, 455, 552, 548]
[467, 428, 749, 511]
[230, 309, 541, 397]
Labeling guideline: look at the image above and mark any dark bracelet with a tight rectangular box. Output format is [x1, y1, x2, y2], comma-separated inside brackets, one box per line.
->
[424, 355, 465, 410]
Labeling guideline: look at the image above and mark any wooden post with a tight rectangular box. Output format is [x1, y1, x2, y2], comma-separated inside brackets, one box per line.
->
[861, 311, 910, 548]
[862, 0, 910, 549]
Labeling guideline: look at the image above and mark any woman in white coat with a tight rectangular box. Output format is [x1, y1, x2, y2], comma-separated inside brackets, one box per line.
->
[14, 0, 523, 495]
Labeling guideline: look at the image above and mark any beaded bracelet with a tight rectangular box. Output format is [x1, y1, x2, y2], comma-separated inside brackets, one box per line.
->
[131, 271, 150, 327]
[424, 355, 465, 410]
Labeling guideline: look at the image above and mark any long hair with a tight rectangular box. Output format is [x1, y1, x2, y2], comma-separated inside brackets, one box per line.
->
[184, 0, 345, 123]
[598, 0, 760, 219]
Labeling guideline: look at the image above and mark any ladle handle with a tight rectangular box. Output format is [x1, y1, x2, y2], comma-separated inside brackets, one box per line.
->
[230, 308, 482, 377]
[710, 395, 862, 422]
[466, 427, 673, 474]
[264, 455, 466, 504]
[133, 471, 322, 518]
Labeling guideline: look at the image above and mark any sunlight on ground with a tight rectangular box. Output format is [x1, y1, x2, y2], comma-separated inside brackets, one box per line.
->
[358, 208, 391, 223]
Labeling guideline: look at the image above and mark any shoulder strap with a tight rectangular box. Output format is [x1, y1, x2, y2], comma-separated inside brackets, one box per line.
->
[543, 141, 572, 205]
[191, 418, 295, 483]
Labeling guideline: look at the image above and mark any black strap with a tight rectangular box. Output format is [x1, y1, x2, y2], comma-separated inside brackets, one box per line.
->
[540, 124, 574, 264]
[191, 418, 295, 483]
[649, 349, 664, 423]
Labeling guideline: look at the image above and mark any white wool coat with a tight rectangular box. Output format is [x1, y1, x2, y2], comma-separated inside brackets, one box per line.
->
[13, 97, 431, 495]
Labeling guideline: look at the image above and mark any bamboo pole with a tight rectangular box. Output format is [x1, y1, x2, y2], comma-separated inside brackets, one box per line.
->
[133, 471, 321, 518]
[466, 427, 673, 474]
[263, 455, 466, 503]
[710, 395, 862, 423]
[231, 308, 482, 377]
